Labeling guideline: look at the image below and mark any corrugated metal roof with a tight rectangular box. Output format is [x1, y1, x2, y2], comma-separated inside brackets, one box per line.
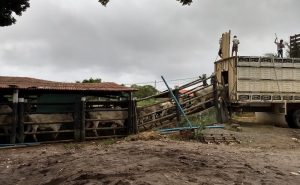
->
[0, 76, 136, 92]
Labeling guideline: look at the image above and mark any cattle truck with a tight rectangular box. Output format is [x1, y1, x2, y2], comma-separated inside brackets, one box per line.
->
[215, 56, 300, 128]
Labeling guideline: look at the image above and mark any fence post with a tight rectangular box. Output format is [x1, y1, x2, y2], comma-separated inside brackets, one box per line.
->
[80, 97, 86, 141]
[212, 76, 222, 123]
[74, 96, 81, 142]
[10, 89, 18, 144]
[127, 92, 133, 135]
[18, 98, 25, 143]
[133, 99, 138, 134]
[174, 87, 181, 125]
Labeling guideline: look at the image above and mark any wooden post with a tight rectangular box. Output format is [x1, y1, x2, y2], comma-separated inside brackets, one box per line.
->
[133, 99, 138, 134]
[127, 92, 133, 135]
[18, 98, 25, 143]
[10, 89, 18, 144]
[212, 76, 222, 123]
[221, 30, 231, 59]
[174, 88, 181, 125]
[74, 96, 81, 141]
[80, 97, 86, 141]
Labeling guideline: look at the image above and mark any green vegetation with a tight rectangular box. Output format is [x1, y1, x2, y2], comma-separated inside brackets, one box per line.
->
[179, 107, 217, 127]
[137, 98, 157, 107]
[0, 0, 30, 26]
[99, 0, 193, 6]
[131, 85, 158, 99]
[167, 108, 216, 141]
[76, 77, 102, 83]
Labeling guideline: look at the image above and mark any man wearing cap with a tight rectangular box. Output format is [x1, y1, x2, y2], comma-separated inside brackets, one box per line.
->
[232, 35, 240, 57]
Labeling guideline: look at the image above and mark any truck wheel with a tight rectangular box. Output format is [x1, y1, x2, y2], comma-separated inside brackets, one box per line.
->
[285, 114, 295, 128]
[292, 109, 300, 128]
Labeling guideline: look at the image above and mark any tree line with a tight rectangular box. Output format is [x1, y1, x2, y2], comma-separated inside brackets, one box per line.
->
[77, 77, 158, 99]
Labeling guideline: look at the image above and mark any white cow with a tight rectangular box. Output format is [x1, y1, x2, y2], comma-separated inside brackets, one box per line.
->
[0, 105, 13, 135]
[193, 86, 214, 109]
[87, 107, 128, 137]
[27, 113, 73, 142]
[137, 103, 162, 124]
[160, 101, 175, 116]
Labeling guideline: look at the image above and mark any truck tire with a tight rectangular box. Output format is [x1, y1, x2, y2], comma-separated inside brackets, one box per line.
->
[285, 114, 295, 128]
[292, 109, 300, 128]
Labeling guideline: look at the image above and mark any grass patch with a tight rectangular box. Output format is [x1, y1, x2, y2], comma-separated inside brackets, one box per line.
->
[63, 143, 81, 150]
[179, 107, 217, 127]
[137, 98, 157, 107]
[101, 138, 117, 146]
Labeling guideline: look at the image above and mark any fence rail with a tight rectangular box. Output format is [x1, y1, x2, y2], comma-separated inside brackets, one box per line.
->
[136, 75, 216, 132]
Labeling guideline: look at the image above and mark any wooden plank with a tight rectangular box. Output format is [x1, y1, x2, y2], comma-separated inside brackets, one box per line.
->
[221, 30, 231, 59]
[127, 93, 133, 134]
[85, 127, 124, 131]
[74, 97, 81, 141]
[80, 97, 86, 141]
[10, 90, 18, 144]
[85, 118, 126, 122]
[229, 57, 237, 101]
[24, 130, 74, 135]
[85, 108, 128, 112]
[85, 135, 126, 140]
[24, 121, 74, 125]
[138, 113, 177, 127]
[18, 100, 25, 143]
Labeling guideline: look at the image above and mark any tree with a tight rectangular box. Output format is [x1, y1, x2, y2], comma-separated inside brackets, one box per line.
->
[0, 0, 30, 26]
[99, 0, 193, 6]
[1, 0, 193, 27]
[76, 77, 102, 83]
[131, 84, 158, 99]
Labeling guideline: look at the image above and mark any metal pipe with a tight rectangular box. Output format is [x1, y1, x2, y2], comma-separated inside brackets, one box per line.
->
[159, 125, 225, 133]
[161, 76, 193, 128]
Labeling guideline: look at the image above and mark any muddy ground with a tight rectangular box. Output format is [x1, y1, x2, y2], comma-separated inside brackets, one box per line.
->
[1, 116, 300, 185]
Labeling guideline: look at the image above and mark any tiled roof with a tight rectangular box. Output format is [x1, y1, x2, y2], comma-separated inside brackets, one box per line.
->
[0, 76, 135, 92]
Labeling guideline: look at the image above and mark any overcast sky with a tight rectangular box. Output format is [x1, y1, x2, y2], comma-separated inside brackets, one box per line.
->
[1, 0, 300, 90]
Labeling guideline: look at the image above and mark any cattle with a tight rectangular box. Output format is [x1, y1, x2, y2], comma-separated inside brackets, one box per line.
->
[160, 101, 175, 116]
[192, 86, 214, 109]
[137, 103, 164, 124]
[0, 104, 13, 135]
[26, 113, 73, 142]
[87, 106, 128, 137]
[137, 101, 177, 125]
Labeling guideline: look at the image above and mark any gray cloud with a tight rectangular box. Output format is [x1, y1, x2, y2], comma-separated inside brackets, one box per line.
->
[1, 0, 300, 90]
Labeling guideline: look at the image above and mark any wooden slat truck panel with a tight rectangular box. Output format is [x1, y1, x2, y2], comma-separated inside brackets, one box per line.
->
[215, 56, 300, 103]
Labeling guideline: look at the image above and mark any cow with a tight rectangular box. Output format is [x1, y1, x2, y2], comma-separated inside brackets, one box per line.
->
[160, 101, 175, 117]
[0, 104, 13, 135]
[87, 106, 128, 137]
[26, 113, 73, 142]
[192, 86, 214, 110]
[137, 103, 164, 125]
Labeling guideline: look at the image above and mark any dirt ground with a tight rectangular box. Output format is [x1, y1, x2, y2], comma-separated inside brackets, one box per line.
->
[1, 116, 300, 185]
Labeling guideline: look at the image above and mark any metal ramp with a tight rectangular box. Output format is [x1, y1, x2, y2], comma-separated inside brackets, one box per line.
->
[137, 75, 216, 132]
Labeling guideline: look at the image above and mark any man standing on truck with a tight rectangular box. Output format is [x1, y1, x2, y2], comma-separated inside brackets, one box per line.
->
[232, 35, 240, 57]
[274, 38, 285, 58]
